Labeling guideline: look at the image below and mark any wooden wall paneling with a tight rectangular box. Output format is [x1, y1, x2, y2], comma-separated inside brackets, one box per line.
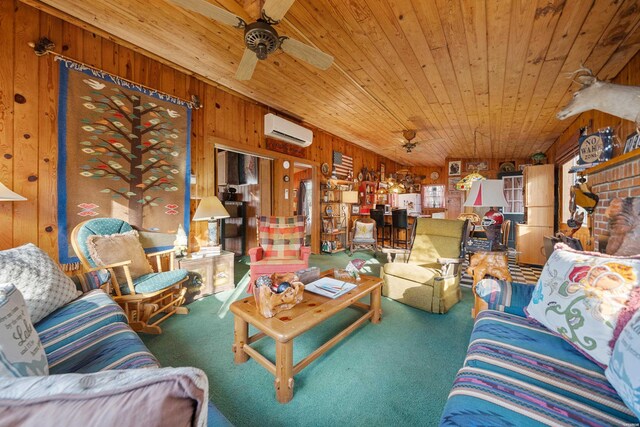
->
[37, 14, 62, 257]
[259, 157, 272, 217]
[13, 2, 40, 247]
[0, 0, 15, 250]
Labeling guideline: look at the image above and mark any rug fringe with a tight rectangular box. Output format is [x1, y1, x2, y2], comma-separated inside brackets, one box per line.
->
[61, 262, 81, 272]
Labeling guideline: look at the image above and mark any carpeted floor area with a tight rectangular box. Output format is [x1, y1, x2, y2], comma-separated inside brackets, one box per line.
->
[141, 251, 540, 427]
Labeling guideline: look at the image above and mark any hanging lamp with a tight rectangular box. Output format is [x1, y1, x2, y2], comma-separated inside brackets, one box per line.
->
[455, 130, 485, 191]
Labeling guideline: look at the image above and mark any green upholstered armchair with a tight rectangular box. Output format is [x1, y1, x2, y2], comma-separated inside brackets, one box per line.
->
[381, 218, 469, 313]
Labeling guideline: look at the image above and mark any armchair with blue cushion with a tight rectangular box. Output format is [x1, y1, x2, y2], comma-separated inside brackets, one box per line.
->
[71, 218, 189, 334]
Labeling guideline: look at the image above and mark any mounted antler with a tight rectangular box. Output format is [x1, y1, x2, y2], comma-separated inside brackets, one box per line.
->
[568, 65, 596, 86]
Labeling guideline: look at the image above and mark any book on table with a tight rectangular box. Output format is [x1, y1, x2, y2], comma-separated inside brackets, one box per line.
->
[305, 277, 357, 299]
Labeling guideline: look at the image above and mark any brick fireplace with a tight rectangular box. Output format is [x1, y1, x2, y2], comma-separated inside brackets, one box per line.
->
[584, 154, 640, 251]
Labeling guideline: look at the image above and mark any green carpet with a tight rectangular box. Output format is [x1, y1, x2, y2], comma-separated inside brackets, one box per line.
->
[141, 252, 474, 427]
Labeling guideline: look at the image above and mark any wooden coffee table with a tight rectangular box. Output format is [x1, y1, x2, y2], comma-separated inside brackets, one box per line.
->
[230, 270, 382, 403]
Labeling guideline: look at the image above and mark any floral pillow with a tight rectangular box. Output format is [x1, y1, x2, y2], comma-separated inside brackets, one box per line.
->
[526, 244, 640, 366]
[605, 309, 640, 418]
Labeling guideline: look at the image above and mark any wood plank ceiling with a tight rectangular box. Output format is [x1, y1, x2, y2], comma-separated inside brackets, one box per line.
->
[23, 0, 640, 166]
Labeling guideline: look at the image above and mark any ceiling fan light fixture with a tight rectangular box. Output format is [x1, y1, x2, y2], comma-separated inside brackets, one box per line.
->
[244, 20, 280, 59]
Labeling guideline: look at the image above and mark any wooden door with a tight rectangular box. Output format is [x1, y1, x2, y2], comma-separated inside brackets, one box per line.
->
[446, 192, 464, 220]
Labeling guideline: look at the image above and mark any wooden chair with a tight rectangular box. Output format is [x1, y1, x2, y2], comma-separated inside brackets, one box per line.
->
[501, 219, 512, 247]
[248, 216, 310, 293]
[71, 218, 188, 334]
[349, 217, 378, 255]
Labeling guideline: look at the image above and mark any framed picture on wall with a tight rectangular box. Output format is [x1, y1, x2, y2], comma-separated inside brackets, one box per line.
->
[448, 177, 460, 192]
[448, 160, 461, 176]
[380, 162, 385, 181]
[351, 205, 360, 215]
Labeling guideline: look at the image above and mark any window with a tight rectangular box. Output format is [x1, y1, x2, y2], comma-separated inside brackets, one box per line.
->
[502, 175, 524, 214]
[422, 185, 445, 208]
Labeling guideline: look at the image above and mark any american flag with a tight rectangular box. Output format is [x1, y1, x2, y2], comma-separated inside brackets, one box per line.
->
[332, 151, 353, 178]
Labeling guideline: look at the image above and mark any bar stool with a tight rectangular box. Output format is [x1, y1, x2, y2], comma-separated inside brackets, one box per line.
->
[392, 209, 412, 249]
[370, 209, 391, 248]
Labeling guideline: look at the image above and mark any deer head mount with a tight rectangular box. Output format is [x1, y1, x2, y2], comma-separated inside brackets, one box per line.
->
[557, 67, 640, 123]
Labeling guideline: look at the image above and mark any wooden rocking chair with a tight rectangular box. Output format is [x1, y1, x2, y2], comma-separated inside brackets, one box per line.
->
[71, 218, 188, 334]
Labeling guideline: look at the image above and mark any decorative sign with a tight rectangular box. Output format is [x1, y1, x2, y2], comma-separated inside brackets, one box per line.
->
[623, 131, 640, 154]
[266, 138, 306, 158]
[578, 128, 613, 165]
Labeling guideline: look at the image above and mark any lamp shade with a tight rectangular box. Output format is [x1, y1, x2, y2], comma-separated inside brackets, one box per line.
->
[341, 190, 358, 204]
[464, 180, 509, 207]
[0, 182, 26, 201]
[193, 196, 230, 221]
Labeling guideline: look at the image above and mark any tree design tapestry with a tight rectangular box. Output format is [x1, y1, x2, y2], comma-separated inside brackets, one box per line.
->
[57, 58, 192, 265]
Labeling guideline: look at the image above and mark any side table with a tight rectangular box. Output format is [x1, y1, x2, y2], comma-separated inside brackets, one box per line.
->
[467, 251, 512, 318]
[178, 251, 235, 304]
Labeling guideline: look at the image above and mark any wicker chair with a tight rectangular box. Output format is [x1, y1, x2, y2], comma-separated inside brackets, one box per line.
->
[349, 217, 378, 255]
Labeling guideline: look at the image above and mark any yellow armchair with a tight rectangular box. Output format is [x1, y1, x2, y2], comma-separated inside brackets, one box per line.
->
[381, 218, 468, 313]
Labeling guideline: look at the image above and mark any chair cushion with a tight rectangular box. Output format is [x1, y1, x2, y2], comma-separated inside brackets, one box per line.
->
[87, 230, 154, 285]
[466, 311, 635, 421]
[383, 262, 440, 284]
[251, 258, 307, 267]
[258, 216, 305, 258]
[0, 243, 80, 324]
[0, 284, 48, 377]
[354, 222, 374, 239]
[45, 321, 159, 374]
[526, 244, 640, 366]
[36, 290, 128, 354]
[121, 269, 188, 296]
[352, 237, 376, 244]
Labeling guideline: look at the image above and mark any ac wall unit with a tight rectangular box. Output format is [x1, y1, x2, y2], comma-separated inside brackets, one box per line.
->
[264, 113, 313, 147]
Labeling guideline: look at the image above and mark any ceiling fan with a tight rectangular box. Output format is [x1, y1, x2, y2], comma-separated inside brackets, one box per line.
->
[169, 0, 334, 80]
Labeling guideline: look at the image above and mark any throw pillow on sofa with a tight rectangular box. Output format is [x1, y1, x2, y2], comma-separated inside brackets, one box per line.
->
[86, 230, 153, 285]
[0, 244, 80, 324]
[0, 284, 48, 377]
[526, 244, 640, 366]
[606, 309, 640, 418]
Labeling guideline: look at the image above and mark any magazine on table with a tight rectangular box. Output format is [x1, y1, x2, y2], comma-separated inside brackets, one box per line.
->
[305, 277, 356, 299]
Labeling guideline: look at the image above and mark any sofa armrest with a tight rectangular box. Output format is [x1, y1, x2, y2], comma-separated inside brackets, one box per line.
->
[0, 367, 212, 427]
[248, 247, 263, 262]
[474, 278, 536, 317]
[300, 246, 312, 262]
[437, 257, 462, 277]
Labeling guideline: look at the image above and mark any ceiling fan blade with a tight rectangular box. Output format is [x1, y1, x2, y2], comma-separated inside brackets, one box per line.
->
[262, 0, 296, 21]
[168, 0, 245, 28]
[235, 49, 259, 80]
[280, 37, 334, 70]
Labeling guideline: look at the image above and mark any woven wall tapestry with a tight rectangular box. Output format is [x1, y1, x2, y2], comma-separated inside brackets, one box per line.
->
[57, 58, 192, 266]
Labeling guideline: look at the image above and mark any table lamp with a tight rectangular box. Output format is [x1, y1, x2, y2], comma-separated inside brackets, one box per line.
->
[193, 196, 230, 248]
[464, 180, 509, 250]
[0, 182, 26, 201]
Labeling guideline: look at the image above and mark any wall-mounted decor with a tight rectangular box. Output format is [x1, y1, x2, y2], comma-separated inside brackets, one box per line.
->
[448, 160, 461, 176]
[519, 164, 532, 171]
[623, 131, 640, 154]
[332, 151, 353, 179]
[266, 138, 305, 158]
[351, 205, 360, 215]
[56, 58, 192, 266]
[466, 161, 488, 171]
[499, 161, 516, 173]
[380, 162, 385, 181]
[448, 177, 461, 192]
[578, 128, 614, 165]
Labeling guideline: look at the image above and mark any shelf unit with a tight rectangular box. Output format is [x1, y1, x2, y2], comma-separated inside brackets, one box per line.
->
[320, 184, 350, 254]
[359, 181, 377, 214]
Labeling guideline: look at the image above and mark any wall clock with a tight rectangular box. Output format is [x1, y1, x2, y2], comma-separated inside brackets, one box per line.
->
[321, 162, 329, 176]
[283, 160, 290, 170]
[430, 171, 440, 180]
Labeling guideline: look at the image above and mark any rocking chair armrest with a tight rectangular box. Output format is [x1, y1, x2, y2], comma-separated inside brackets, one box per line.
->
[84, 260, 132, 272]
[145, 248, 175, 257]
[249, 247, 264, 262]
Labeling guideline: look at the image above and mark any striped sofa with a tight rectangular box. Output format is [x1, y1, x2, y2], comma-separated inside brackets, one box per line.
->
[440, 280, 639, 426]
[2, 279, 230, 426]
